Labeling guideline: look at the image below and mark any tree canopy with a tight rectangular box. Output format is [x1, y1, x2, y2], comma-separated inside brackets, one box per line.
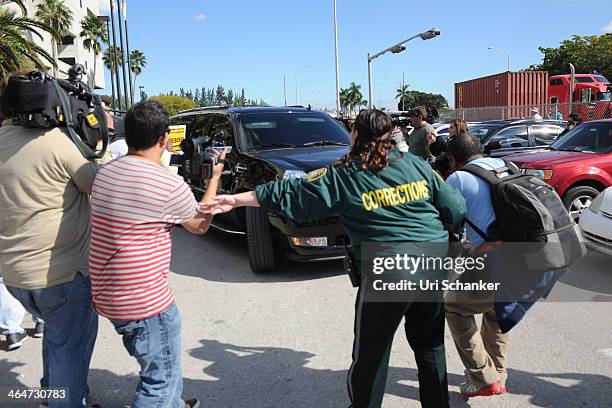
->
[149, 95, 196, 116]
[526, 34, 612, 80]
[396, 90, 448, 111]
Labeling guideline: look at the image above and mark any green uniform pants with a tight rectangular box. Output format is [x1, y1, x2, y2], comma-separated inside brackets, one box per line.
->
[347, 289, 450, 408]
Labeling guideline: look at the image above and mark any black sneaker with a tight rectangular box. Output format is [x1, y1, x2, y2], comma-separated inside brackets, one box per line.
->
[184, 399, 200, 408]
[7, 332, 28, 350]
[34, 322, 45, 338]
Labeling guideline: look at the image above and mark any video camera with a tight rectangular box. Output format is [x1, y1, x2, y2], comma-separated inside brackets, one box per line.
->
[173, 133, 230, 184]
[0, 64, 108, 159]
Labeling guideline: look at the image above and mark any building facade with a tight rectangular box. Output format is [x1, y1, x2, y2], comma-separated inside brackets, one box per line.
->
[20, 0, 105, 89]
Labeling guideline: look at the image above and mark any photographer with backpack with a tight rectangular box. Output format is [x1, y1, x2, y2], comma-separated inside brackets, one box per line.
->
[443, 132, 586, 398]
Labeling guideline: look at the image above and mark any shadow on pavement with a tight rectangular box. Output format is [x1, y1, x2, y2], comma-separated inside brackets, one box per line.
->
[171, 228, 345, 284]
[0, 359, 31, 407]
[506, 369, 612, 407]
[3, 347, 611, 407]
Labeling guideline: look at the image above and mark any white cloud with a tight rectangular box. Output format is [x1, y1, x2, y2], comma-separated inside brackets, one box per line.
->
[603, 20, 612, 33]
[195, 13, 207, 22]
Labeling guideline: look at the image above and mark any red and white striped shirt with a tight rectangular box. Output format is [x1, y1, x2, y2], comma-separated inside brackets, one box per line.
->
[89, 155, 197, 320]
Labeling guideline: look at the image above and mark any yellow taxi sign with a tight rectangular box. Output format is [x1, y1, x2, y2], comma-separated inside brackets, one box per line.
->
[168, 125, 187, 151]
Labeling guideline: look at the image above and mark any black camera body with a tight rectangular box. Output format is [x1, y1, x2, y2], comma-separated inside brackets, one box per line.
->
[0, 65, 108, 159]
[174, 137, 229, 184]
[391, 115, 411, 128]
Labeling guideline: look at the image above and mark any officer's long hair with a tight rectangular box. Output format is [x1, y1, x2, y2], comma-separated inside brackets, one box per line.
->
[335, 109, 396, 172]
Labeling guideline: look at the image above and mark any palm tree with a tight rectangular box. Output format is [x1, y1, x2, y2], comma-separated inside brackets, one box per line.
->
[80, 14, 107, 88]
[396, 84, 410, 111]
[339, 88, 350, 113]
[103, 45, 122, 71]
[0, 0, 56, 74]
[346, 82, 363, 113]
[35, 0, 73, 76]
[128, 49, 146, 102]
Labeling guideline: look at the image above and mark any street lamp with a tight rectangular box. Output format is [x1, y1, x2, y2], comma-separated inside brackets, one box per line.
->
[295, 65, 312, 105]
[488, 46, 510, 72]
[367, 28, 440, 109]
[333, 0, 341, 114]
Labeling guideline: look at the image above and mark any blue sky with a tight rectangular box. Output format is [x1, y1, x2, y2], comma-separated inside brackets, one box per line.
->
[99, 0, 612, 109]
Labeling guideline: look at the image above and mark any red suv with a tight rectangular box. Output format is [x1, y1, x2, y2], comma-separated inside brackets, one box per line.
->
[505, 120, 612, 221]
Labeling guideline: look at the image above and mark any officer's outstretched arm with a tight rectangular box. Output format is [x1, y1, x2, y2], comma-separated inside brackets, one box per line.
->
[431, 173, 467, 226]
[255, 166, 346, 222]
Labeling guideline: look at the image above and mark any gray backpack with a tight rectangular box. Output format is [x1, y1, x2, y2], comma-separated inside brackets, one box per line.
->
[462, 160, 587, 272]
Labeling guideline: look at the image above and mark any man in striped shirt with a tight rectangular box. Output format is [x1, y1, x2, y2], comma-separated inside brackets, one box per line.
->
[89, 101, 223, 408]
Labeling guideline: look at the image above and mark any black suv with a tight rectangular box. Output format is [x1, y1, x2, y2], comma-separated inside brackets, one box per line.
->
[169, 106, 351, 273]
[468, 120, 566, 157]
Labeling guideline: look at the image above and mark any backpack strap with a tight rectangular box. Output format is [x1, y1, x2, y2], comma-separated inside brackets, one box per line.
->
[461, 163, 504, 184]
[502, 159, 522, 175]
[464, 219, 491, 242]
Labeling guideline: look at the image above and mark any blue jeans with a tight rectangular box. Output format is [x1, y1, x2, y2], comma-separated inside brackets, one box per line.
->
[111, 303, 183, 408]
[7, 272, 98, 408]
[0, 274, 44, 335]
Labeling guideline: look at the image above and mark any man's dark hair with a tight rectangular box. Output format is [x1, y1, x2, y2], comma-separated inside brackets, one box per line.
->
[569, 113, 582, 124]
[125, 100, 169, 150]
[409, 106, 428, 120]
[447, 132, 482, 165]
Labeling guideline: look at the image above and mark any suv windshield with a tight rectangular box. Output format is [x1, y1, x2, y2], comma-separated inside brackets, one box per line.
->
[238, 112, 350, 151]
[550, 122, 612, 153]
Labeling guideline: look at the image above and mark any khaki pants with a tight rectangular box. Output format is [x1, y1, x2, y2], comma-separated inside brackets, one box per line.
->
[445, 298, 510, 388]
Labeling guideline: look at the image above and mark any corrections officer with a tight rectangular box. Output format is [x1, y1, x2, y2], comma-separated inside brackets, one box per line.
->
[202, 109, 466, 407]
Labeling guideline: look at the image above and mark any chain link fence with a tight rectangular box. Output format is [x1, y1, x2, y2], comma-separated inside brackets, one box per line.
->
[439, 101, 612, 123]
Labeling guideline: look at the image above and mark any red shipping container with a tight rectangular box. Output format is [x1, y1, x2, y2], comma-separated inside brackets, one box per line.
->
[455, 71, 549, 109]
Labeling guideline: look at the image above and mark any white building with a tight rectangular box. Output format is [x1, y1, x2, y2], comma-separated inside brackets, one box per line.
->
[19, 0, 105, 89]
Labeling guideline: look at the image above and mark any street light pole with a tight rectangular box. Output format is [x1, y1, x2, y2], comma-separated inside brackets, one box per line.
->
[367, 28, 440, 109]
[294, 65, 311, 105]
[488, 46, 511, 72]
[333, 0, 341, 113]
[368, 53, 373, 110]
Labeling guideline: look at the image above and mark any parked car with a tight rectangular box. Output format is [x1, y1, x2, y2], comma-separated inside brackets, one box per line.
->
[480, 120, 566, 157]
[468, 120, 512, 141]
[505, 119, 612, 221]
[579, 187, 612, 256]
[169, 106, 351, 273]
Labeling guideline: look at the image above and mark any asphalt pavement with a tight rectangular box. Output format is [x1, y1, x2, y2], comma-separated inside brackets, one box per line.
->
[1, 228, 611, 407]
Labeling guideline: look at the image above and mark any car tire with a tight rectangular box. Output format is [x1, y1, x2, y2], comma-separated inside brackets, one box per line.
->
[562, 186, 600, 222]
[245, 207, 278, 273]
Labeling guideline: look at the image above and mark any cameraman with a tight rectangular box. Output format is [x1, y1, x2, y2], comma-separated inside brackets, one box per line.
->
[0, 73, 99, 406]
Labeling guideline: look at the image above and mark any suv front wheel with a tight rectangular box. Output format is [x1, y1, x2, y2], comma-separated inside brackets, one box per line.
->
[245, 207, 279, 273]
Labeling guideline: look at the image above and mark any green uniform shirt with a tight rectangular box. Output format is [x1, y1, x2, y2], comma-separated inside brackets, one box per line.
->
[255, 151, 467, 268]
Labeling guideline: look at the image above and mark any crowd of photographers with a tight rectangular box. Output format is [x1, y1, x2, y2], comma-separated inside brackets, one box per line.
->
[0, 67, 577, 408]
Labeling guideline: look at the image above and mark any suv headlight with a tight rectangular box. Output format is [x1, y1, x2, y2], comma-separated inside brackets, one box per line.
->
[588, 190, 605, 214]
[522, 168, 554, 180]
[283, 170, 307, 180]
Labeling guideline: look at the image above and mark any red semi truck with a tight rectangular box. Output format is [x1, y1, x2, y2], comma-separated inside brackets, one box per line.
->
[455, 72, 612, 121]
[548, 73, 612, 121]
